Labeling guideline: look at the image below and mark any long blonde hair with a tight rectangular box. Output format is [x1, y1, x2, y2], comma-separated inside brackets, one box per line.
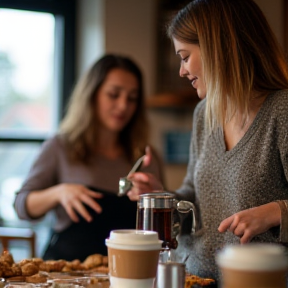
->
[59, 54, 149, 164]
[167, 0, 288, 131]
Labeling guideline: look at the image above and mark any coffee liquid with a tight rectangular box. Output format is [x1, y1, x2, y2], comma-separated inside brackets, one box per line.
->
[137, 208, 178, 249]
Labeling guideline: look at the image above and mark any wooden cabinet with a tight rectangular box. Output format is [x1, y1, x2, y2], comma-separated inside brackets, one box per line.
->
[146, 90, 199, 109]
[146, 0, 199, 110]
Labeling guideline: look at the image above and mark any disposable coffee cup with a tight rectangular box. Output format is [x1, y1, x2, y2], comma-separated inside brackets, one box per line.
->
[216, 243, 288, 288]
[105, 229, 162, 288]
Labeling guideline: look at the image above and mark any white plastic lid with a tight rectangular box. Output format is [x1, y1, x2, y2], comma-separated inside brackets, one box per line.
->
[105, 229, 162, 251]
[216, 243, 288, 271]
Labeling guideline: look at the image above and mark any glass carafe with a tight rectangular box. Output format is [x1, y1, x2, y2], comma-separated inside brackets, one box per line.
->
[136, 192, 197, 252]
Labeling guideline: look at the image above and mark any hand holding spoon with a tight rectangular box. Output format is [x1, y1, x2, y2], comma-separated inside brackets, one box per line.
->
[118, 155, 145, 196]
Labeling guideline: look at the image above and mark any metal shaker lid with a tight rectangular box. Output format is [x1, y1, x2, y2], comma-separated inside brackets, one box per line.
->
[138, 192, 176, 208]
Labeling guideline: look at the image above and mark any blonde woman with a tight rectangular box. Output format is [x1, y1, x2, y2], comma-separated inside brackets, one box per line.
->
[127, 0, 288, 281]
[14, 54, 164, 261]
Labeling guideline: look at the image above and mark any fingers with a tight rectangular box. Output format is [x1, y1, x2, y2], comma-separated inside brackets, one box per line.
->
[66, 205, 80, 223]
[240, 230, 253, 244]
[60, 185, 103, 222]
[127, 190, 140, 201]
[218, 215, 234, 232]
[72, 200, 93, 222]
[218, 209, 262, 244]
[143, 146, 152, 167]
[127, 171, 150, 183]
[86, 190, 104, 199]
[80, 192, 102, 214]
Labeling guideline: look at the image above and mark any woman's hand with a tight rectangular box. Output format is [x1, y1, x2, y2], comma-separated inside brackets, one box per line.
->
[126, 146, 164, 201]
[126, 172, 163, 201]
[218, 202, 281, 244]
[57, 184, 103, 223]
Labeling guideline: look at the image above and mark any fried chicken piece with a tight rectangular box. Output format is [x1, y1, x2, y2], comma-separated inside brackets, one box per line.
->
[61, 259, 84, 272]
[2, 267, 14, 278]
[102, 256, 108, 266]
[32, 258, 44, 266]
[70, 259, 81, 270]
[0, 261, 13, 277]
[21, 262, 39, 276]
[185, 274, 215, 287]
[18, 259, 33, 266]
[39, 260, 66, 272]
[61, 265, 72, 272]
[49, 260, 66, 272]
[88, 265, 109, 274]
[6, 276, 26, 282]
[26, 273, 47, 283]
[11, 263, 22, 276]
[83, 254, 103, 269]
[0, 261, 7, 277]
[38, 262, 52, 272]
[0, 251, 14, 266]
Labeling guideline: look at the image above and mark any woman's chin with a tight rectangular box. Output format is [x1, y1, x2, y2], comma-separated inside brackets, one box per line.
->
[197, 90, 206, 100]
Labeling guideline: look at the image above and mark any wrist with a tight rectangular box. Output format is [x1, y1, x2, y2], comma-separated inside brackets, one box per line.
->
[268, 201, 281, 227]
[50, 184, 64, 204]
[274, 200, 288, 242]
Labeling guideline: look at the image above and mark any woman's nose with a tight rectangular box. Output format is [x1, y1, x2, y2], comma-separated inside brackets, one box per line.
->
[179, 63, 188, 77]
[117, 96, 129, 110]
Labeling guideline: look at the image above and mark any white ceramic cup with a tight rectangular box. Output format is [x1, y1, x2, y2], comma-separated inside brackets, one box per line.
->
[105, 229, 162, 288]
[216, 243, 288, 288]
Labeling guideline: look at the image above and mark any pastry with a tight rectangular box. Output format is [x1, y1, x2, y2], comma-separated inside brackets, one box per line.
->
[0, 251, 14, 266]
[21, 263, 39, 276]
[83, 254, 102, 269]
[26, 273, 47, 283]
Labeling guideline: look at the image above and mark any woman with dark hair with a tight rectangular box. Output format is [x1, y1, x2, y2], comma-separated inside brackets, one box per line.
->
[14, 54, 164, 261]
[126, 0, 288, 281]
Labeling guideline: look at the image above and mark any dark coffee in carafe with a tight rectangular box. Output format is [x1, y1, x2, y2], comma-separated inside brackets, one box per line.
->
[137, 207, 178, 249]
[136, 192, 196, 250]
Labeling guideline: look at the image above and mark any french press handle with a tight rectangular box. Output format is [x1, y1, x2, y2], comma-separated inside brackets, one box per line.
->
[176, 200, 197, 234]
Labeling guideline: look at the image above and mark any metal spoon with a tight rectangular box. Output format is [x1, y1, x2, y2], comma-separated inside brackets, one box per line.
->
[118, 155, 145, 196]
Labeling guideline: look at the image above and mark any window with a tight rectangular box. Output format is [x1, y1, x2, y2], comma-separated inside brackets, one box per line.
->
[0, 0, 76, 258]
[0, 9, 56, 137]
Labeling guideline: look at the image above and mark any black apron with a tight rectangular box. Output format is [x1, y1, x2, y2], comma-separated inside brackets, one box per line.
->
[43, 187, 137, 262]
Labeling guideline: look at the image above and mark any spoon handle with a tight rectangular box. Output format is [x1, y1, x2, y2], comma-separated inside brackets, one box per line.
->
[127, 155, 145, 176]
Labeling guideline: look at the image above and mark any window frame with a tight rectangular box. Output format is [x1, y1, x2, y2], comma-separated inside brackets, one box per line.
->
[0, 0, 76, 142]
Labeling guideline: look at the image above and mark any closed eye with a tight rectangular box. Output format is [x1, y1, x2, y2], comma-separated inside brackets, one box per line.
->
[108, 92, 118, 99]
[182, 56, 189, 63]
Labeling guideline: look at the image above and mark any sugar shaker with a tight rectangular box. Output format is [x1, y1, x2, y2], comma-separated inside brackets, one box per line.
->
[155, 262, 186, 288]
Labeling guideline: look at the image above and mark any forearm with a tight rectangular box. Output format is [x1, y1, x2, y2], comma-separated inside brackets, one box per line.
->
[26, 185, 61, 218]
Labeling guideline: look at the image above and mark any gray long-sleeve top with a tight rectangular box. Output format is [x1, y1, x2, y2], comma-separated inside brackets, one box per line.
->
[14, 135, 163, 232]
[175, 90, 288, 281]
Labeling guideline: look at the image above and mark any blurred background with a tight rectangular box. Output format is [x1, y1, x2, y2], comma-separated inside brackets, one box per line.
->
[0, 0, 286, 260]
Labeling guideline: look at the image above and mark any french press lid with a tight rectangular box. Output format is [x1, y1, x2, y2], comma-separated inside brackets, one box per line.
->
[138, 192, 176, 209]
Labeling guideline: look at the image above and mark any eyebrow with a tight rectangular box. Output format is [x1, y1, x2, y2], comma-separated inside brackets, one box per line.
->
[108, 84, 139, 92]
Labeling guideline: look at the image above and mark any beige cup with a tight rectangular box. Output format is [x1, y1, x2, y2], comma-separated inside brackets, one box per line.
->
[105, 229, 162, 288]
[216, 243, 288, 288]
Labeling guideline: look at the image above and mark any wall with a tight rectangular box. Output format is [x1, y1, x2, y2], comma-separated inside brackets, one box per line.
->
[77, 0, 105, 76]
[105, 0, 158, 97]
[254, 0, 283, 47]
[76, 0, 285, 191]
[77, 0, 158, 97]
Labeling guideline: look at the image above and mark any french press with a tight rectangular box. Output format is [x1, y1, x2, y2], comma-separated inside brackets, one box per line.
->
[136, 192, 197, 250]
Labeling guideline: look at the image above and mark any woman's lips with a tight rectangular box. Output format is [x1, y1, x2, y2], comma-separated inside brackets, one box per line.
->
[191, 77, 198, 88]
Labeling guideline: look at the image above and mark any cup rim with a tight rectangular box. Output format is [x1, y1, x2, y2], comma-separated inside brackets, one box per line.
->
[216, 243, 288, 271]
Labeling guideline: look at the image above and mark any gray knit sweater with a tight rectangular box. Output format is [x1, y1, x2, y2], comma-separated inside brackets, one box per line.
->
[175, 90, 288, 281]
